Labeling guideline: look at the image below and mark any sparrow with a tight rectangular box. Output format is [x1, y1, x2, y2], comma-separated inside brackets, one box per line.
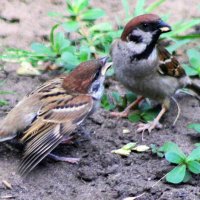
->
[110, 14, 200, 133]
[0, 57, 111, 176]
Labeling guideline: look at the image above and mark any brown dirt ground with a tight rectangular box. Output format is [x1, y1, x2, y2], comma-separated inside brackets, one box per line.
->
[0, 0, 200, 200]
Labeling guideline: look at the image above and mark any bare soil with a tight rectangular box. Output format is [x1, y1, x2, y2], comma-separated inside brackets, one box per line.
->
[0, 0, 200, 200]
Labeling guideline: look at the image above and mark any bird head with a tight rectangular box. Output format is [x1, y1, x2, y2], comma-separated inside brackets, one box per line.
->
[121, 14, 171, 45]
[63, 57, 112, 96]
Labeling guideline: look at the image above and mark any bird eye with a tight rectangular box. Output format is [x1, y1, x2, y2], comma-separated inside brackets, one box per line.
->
[142, 23, 148, 28]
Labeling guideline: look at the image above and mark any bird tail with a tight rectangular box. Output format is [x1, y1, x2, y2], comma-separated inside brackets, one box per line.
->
[188, 80, 200, 96]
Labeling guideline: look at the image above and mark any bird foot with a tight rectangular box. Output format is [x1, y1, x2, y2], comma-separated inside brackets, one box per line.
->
[136, 121, 163, 133]
[48, 153, 80, 164]
[110, 111, 129, 118]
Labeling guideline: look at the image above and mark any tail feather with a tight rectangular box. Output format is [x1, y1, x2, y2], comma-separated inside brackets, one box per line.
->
[188, 81, 200, 96]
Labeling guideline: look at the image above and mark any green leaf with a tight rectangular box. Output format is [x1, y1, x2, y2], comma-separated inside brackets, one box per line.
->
[165, 152, 185, 164]
[0, 99, 8, 106]
[65, 0, 76, 15]
[195, 143, 200, 147]
[141, 109, 159, 122]
[128, 112, 141, 123]
[160, 142, 186, 158]
[54, 32, 71, 54]
[125, 92, 137, 103]
[187, 147, 200, 161]
[188, 123, 200, 133]
[101, 94, 116, 111]
[166, 165, 186, 184]
[81, 8, 105, 20]
[188, 160, 200, 174]
[112, 92, 124, 106]
[183, 64, 198, 76]
[76, 0, 89, 12]
[60, 51, 79, 69]
[31, 43, 55, 56]
[50, 24, 60, 47]
[62, 21, 79, 32]
[182, 171, 192, 183]
[151, 144, 158, 154]
[187, 49, 200, 69]
[90, 22, 113, 32]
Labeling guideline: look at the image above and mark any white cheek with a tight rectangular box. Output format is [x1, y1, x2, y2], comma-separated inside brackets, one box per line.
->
[127, 42, 146, 54]
[132, 29, 152, 44]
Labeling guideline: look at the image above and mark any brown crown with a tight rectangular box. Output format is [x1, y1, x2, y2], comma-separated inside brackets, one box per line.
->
[121, 14, 160, 41]
[62, 60, 102, 94]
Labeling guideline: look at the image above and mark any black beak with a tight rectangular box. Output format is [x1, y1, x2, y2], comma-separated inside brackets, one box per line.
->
[158, 20, 171, 33]
[99, 56, 112, 75]
[99, 56, 110, 66]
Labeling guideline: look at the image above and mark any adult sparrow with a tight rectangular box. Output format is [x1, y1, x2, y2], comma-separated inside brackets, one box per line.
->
[111, 14, 200, 132]
[0, 57, 111, 176]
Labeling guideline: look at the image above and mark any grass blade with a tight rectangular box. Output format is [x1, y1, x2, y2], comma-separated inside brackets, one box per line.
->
[145, 0, 166, 13]
[134, 0, 146, 16]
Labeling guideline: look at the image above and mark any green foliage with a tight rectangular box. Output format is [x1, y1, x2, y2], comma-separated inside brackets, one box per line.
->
[1, 0, 200, 73]
[0, 81, 14, 107]
[0, 99, 9, 106]
[152, 142, 200, 184]
[101, 91, 159, 123]
[1, 0, 111, 71]
[188, 123, 200, 133]
[183, 48, 200, 77]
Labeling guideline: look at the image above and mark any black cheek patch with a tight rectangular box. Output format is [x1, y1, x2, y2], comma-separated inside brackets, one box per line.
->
[128, 34, 143, 43]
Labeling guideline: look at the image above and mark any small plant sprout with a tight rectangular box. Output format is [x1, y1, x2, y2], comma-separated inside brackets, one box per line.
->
[156, 142, 200, 184]
[1, 0, 199, 75]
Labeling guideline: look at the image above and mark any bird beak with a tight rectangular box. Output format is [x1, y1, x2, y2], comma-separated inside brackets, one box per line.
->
[101, 62, 113, 75]
[158, 20, 171, 33]
[99, 56, 112, 75]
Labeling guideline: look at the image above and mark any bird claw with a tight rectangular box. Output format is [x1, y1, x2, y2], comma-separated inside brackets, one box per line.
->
[48, 153, 80, 164]
[136, 121, 163, 133]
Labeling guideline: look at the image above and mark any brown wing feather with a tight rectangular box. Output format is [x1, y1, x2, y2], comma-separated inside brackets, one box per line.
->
[19, 94, 93, 176]
[157, 45, 186, 78]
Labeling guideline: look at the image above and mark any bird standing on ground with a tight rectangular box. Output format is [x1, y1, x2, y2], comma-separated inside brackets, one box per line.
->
[111, 14, 200, 132]
[0, 57, 111, 176]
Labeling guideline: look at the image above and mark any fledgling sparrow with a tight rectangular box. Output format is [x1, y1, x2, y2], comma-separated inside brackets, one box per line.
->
[111, 14, 200, 133]
[0, 57, 111, 176]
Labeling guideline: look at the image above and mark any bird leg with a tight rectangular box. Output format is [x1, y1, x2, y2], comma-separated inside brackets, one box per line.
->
[61, 136, 74, 144]
[137, 99, 170, 133]
[48, 153, 80, 164]
[111, 96, 144, 118]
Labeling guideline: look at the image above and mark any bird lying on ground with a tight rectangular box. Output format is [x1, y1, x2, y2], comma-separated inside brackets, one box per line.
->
[0, 57, 111, 176]
[110, 14, 200, 133]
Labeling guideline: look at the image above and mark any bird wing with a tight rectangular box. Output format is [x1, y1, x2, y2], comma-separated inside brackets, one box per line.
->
[18, 94, 93, 176]
[157, 45, 186, 78]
